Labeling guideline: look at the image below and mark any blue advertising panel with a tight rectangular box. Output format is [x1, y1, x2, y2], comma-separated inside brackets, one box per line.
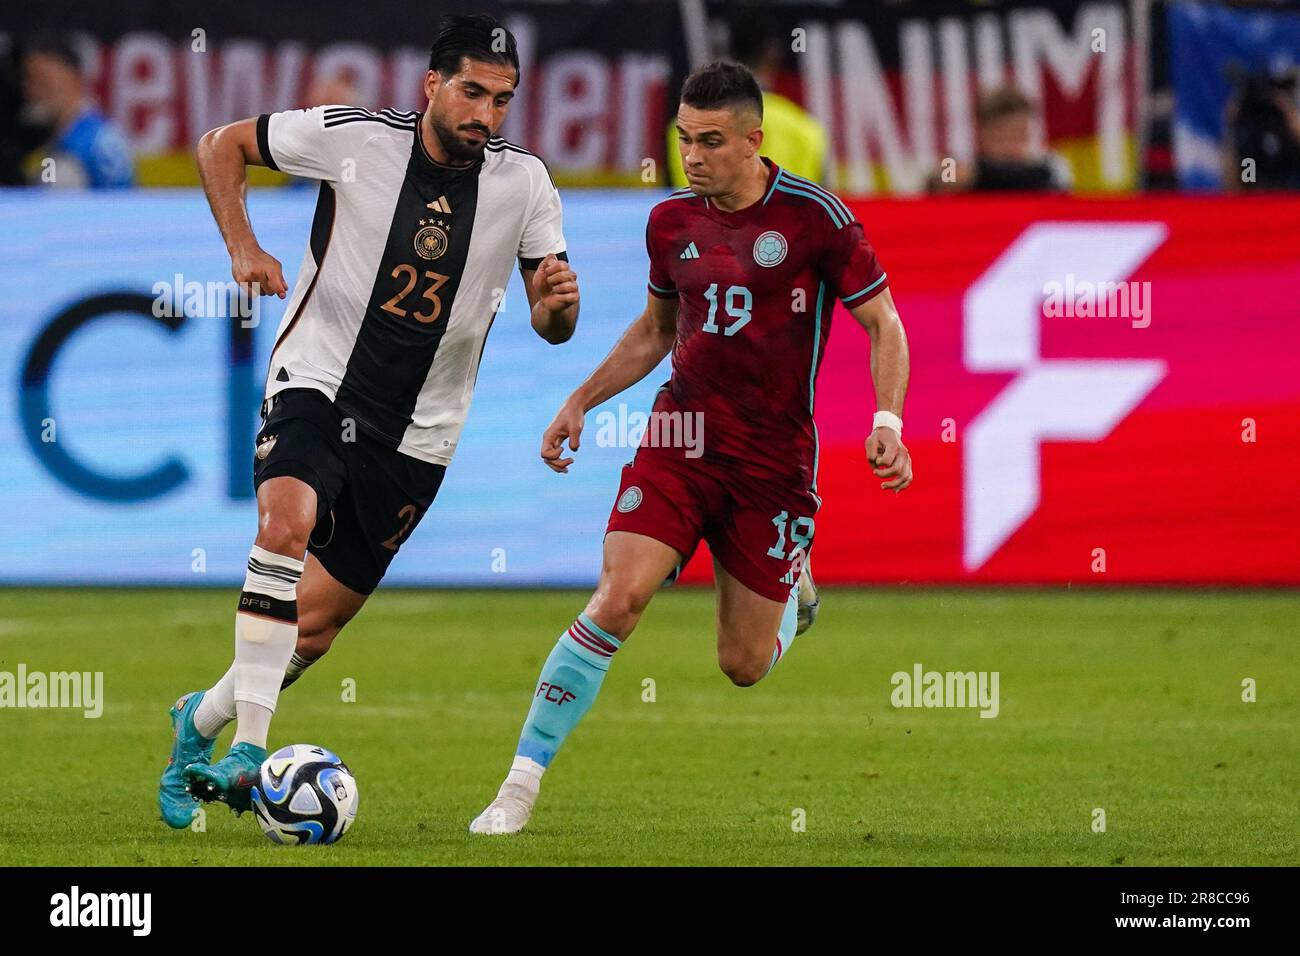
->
[0, 190, 668, 585]
[1169, 1, 1300, 189]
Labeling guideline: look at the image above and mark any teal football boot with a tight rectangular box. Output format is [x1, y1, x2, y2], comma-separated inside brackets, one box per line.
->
[159, 691, 216, 829]
[183, 742, 266, 814]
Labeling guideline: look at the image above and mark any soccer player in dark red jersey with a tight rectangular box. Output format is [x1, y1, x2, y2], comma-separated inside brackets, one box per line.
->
[471, 61, 911, 834]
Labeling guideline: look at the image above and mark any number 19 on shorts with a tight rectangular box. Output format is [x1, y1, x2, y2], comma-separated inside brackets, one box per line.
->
[768, 511, 814, 561]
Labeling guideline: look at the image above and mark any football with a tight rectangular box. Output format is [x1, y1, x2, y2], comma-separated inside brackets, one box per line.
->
[251, 744, 359, 845]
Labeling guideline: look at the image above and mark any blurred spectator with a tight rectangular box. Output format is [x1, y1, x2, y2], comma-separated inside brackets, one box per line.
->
[1140, 91, 1180, 192]
[22, 35, 134, 188]
[285, 70, 361, 189]
[302, 70, 360, 111]
[930, 86, 1070, 193]
[668, 12, 828, 186]
[1222, 66, 1300, 191]
[0, 37, 47, 185]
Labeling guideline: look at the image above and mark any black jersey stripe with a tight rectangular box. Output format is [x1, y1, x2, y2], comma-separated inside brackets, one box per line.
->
[323, 106, 418, 123]
[269, 182, 336, 369]
[323, 115, 418, 133]
[323, 106, 417, 126]
[486, 136, 533, 153]
[333, 133, 482, 447]
[323, 110, 416, 126]
[486, 142, 542, 161]
[256, 113, 278, 171]
[485, 140, 555, 185]
[322, 107, 409, 123]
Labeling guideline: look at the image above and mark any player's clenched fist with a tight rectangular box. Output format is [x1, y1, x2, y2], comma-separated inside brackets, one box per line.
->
[532, 253, 579, 312]
[230, 242, 288, 299]
[541, 398, 585, 473]
[867, 426, 913, 492]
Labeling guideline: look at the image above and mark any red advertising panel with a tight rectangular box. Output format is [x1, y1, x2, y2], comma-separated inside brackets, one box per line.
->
[680, 196, 1300, 586]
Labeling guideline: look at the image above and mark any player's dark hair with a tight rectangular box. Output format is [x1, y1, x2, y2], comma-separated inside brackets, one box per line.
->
[680, 60, 763, 121]
[23, 34, 82, 73]
[428, 13, 520, 86]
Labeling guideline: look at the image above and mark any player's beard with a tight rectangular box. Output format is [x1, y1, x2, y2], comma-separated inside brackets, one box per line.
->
[429, 113, 491, 164]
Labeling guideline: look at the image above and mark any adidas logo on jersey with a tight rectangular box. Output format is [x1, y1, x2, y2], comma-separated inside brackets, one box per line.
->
[427, 195, 452, 214]
[679, 242, 700, 260]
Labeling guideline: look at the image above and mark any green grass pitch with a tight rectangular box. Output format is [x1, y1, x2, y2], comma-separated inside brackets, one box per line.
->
[0, 587, 1296, 866]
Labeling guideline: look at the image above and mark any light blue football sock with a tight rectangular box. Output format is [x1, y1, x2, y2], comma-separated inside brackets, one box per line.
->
[763, 583, 801, 678]
[515, 613, 622, 768]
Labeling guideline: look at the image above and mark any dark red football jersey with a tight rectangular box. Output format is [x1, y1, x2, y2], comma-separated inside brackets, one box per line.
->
[644, 159, 888, 490]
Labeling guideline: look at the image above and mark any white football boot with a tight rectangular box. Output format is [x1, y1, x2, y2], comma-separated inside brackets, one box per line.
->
[469, 757, 543, 835]
[795, 557, 820, 635]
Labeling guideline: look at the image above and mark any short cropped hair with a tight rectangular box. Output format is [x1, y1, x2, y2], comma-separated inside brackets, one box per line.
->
[976, 86, 1034, 125]
[680, 60, 763, 121]
[428, 13, 520, 85]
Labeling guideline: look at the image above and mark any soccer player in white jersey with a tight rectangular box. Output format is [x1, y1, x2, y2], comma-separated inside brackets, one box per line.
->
[158, 14, 579, 826]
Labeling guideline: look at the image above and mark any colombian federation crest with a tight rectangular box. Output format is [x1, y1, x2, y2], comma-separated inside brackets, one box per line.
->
[616, 486, 643, 513]
[753, 230, 788, 267]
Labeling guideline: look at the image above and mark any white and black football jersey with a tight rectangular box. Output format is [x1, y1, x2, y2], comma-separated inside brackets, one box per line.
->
[255, 105, 566, 465]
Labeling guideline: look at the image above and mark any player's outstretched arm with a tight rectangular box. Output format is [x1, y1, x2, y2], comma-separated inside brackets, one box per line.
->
[540, 293, 678, 473]
[849, 287, 913, 492]
[195, 118, 287, 299]
[522, 254, 579, 344]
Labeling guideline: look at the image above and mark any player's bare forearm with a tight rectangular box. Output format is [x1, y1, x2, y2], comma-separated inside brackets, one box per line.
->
[196, 119, 262, 254]
[539, 294, 675, 473]
[196, 118, 288, 297]
[570, 294, 678, 412]
[850, 287, 913, 491]
[850, 287, 909, 415]
[530, 299, 578, 344]
[523, 256, 580, 344]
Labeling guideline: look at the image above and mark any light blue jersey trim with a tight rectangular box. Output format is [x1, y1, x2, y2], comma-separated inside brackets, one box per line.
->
[811, 422, 822, 510]
[779, 170, 854, 223]
[762, 169, 784, 205]
[809, 281, 826, 503]
[842, 273, 888, 304]
[648, 280, 677, 294]
[773, 183, 847, 228]
[809, 282, 826, 413]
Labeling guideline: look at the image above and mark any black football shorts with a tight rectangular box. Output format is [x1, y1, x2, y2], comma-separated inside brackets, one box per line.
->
[252, 388, 446, 595]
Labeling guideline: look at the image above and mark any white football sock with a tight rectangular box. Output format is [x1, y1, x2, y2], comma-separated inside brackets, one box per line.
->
[230, 545, 304, 749]
[500, 755, 545, 800]
[232, 701, 275, 749]
[193, 666, 236, 739]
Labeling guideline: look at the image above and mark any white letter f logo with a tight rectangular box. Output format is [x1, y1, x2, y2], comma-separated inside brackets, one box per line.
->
[963, 223, 1167, 570]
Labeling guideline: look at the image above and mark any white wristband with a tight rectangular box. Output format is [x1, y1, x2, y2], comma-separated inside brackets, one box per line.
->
[872, 410, 903, 436]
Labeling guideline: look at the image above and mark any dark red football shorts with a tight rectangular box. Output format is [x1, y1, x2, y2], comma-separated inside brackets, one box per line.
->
[604, 446, 819, 602]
